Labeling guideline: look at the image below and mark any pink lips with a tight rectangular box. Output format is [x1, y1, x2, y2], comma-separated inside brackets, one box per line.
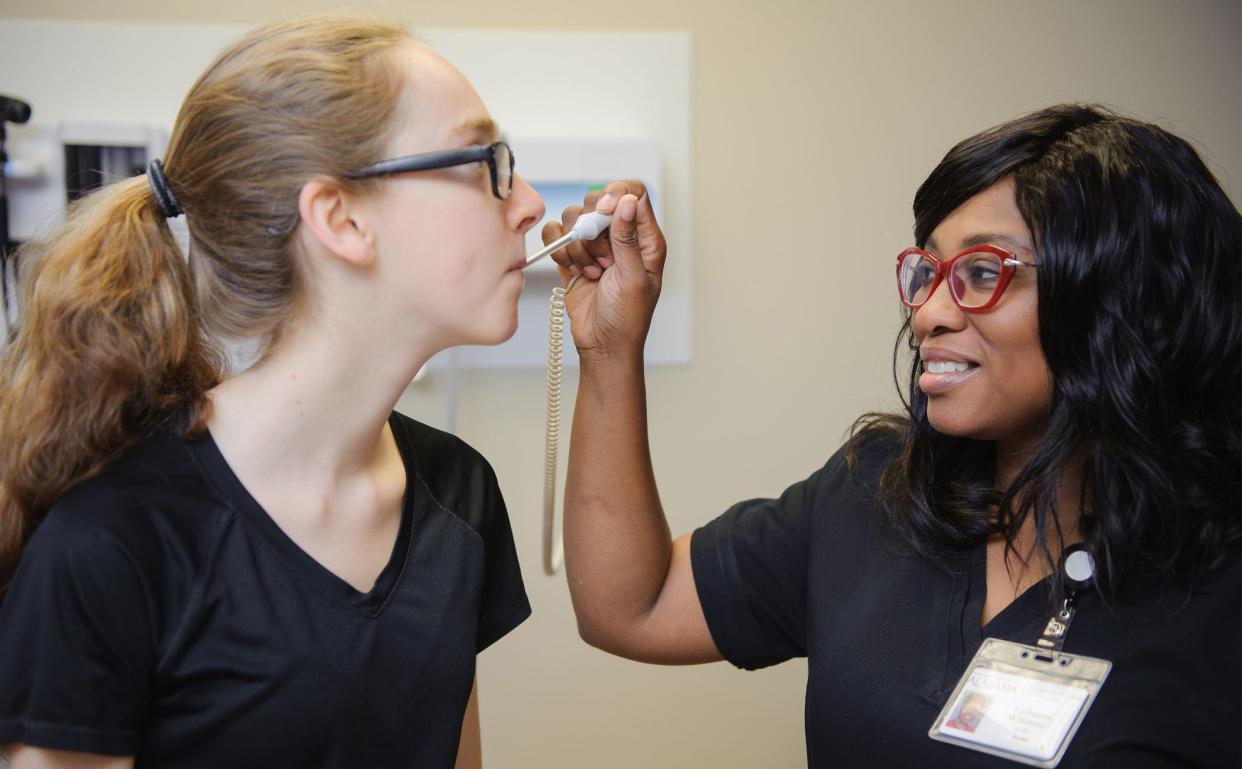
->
[918, 367, 977, 395]
[918, 347, 979, 395]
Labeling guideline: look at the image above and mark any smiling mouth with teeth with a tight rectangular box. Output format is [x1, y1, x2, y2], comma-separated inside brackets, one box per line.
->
[925, 361, 974, 374]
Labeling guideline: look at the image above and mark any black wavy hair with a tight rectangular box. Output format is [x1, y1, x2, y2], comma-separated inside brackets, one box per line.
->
[850, 104, 1241, 596]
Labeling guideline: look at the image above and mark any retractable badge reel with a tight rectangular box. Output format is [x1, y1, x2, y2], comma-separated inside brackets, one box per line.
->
[929, 545, 1111, 767]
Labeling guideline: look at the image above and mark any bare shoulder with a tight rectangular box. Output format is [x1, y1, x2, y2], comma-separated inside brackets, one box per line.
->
[5, 745, 133, 769]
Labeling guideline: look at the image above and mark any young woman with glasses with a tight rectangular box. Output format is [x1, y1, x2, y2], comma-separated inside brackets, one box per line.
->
[0, 17, 544, 769]
[546, 104, 1240, 767]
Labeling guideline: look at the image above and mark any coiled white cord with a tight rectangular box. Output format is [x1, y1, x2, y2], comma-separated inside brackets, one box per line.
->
[542, 274, 580, 575]
[531, 210, 610, 576]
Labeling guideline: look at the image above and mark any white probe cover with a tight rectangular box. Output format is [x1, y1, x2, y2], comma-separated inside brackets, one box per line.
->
[570, 211, 613, 241]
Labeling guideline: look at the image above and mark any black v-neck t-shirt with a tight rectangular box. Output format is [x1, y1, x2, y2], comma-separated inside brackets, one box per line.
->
[691, 438, 1241, 768]
[0, 412, 530, 767]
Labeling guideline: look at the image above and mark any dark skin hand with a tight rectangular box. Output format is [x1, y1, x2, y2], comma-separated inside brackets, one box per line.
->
[540, 181, 665, 359]
[543, 180, 721, 664]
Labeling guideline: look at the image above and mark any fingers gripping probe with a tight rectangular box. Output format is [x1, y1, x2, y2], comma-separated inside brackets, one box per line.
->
[535, 212, 609, 575]
[526, 210, 613, 267]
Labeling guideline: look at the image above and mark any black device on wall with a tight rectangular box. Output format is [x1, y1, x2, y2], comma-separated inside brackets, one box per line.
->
[64, 144, 147, 202]
[1, 93, 33, 340]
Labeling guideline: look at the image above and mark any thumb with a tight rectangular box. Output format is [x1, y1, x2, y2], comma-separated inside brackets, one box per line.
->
[607, 194, 644, 279]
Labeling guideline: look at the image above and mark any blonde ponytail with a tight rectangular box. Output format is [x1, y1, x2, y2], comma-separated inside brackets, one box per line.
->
[0, 177, 221, 588]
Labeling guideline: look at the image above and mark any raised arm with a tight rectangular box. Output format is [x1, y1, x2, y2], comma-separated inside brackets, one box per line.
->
[546, 182, 721, 664]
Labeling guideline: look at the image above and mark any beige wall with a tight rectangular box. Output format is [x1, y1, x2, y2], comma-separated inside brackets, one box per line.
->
[3, 1, 1238, 767]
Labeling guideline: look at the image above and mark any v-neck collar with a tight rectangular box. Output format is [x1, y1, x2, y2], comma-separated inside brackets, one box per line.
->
[967, 540, 1051, 640]
[920, 542, 1050, 704]
[185, 413, 418, 618]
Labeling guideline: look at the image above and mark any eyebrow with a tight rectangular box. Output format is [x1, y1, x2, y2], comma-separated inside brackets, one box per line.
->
[449, 117, 500, 145]
[926, 232, 1035, 257]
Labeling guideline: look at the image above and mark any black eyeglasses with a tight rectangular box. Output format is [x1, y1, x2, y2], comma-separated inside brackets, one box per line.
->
[345, 141, 514, 200]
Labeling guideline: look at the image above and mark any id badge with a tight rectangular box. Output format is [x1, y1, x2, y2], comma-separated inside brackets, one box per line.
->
[928, 637, 1111, 767]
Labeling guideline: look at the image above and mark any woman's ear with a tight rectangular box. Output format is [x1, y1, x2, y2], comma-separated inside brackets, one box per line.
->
[296, 178, 376, 268]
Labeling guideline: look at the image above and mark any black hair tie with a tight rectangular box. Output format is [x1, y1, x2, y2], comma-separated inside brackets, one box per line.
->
[146, 159, 184, 219]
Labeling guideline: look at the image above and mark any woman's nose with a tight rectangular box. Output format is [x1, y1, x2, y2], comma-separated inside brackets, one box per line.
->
[509, 174, 545, 235]
[911, 277, 967, 341]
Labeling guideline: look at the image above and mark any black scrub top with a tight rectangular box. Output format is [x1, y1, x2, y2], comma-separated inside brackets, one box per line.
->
[691, 438, 1241, 768]
[0, 412, 530, 768]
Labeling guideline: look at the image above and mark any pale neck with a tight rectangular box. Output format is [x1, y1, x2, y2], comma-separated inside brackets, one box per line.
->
[206, 312, 433, 487]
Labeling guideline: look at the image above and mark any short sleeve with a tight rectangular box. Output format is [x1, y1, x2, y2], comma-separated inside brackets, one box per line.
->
[473, 463, 531, 652]
[0, 505, 155, 755]
[691, 457, 840, 670]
